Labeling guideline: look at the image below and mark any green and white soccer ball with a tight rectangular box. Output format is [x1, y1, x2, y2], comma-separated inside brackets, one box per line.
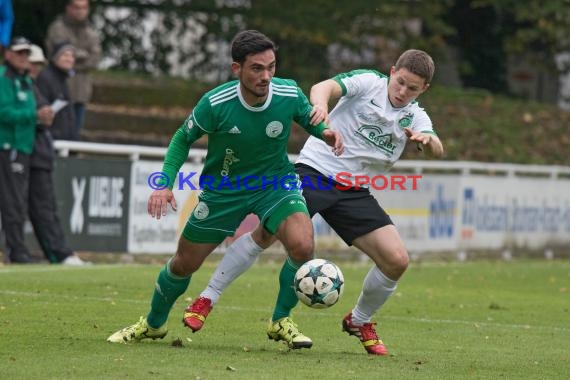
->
[294, 258, 345, 308]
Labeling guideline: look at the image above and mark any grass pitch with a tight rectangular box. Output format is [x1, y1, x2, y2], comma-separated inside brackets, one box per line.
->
[0, 259, 568, 379]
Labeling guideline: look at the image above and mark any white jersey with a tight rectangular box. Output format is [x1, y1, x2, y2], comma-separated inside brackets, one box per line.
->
[297, 69, 435, 182]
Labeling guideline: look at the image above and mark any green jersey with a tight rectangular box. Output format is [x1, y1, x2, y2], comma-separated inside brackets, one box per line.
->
[162, 77, 327, 193]
[0, 66, 37, 154]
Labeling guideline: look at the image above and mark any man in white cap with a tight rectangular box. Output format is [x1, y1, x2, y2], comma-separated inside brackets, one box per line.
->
[0, 37, 51, 263]
[28, 44, 47, 76]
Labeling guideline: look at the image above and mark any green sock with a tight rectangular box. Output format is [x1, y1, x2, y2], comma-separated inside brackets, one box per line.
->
[272, 256, 303, 321]
[147, 259, 191, 329]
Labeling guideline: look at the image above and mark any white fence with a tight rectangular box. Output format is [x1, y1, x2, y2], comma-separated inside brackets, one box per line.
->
[53, 140, 570, 256]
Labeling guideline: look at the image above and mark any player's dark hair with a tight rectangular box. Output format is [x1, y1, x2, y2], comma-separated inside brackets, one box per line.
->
[231, 30, 276, 64]
[395, 49, 435, 84]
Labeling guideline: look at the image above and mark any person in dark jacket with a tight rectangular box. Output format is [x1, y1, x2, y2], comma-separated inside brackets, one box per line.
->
[36, 42, 77, 141]
[30, 43, 89, 266]
[45, 0, 101, 135]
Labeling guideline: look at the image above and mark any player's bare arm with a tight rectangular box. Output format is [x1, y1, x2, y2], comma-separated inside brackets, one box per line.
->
[404, 128, 444, 158]
[309, 79, 342, 125]
[148, 188, 178, 219]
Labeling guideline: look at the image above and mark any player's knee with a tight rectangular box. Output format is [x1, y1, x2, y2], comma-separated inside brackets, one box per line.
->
[389, 247, 409, 275]
[251, 227, 275, 248]
[288, 239, 314, 262]
[171, 248, 202, 276]
[170, 255, 194, 277]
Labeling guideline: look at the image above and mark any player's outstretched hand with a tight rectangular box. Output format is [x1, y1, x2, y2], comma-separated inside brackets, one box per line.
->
[148, 188, 177, 219]
[310, 104, 329, 125]
[322, 129, 344, 156]
[404, 127, 444, 157]
[404, 127, 432, 145]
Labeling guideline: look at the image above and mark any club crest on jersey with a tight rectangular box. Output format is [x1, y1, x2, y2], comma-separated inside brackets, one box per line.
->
[266, 121, 283, 138]
[356, 125, 396, 155]
[193, 201, 209, 220]
[398, 112, 414, 128]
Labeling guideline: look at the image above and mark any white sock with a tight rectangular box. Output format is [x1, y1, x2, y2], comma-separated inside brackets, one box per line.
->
[351, 266, 397, 325]
[200, 232, 264, 304]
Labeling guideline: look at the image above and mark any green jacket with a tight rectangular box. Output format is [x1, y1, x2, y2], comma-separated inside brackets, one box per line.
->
[0, 65, 37, 154]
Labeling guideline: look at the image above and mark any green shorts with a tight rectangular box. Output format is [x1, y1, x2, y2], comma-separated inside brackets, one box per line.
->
[182, 184, 309, 244]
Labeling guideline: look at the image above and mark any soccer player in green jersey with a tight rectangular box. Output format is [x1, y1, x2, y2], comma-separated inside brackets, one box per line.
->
[184, 49, 444, 355]
[107, 30, 343, 346]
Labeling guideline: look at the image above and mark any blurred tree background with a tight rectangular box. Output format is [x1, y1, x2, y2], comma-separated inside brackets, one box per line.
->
[10, 0, 570, 163]
[12, 0, 570, 93]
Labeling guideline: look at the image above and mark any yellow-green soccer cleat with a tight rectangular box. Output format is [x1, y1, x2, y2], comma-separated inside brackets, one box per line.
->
[267, 317, 313, 349]
[107, 317, 168, 343]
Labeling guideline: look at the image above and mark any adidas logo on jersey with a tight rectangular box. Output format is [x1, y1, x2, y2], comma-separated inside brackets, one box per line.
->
[229, 126, 241, 134]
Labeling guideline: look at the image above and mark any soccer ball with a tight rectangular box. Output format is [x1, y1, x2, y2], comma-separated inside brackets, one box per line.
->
[294, 259, 344, 308]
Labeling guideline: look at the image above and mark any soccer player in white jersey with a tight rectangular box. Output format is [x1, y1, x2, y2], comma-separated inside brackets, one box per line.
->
[107, 30, 343, 346]
[185, 49, 444, 355]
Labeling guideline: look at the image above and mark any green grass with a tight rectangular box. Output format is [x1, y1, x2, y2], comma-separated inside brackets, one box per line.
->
[1, 259, 568, 379]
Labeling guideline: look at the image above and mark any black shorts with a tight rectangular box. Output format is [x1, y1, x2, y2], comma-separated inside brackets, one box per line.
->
[295, 163, 393, 245]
